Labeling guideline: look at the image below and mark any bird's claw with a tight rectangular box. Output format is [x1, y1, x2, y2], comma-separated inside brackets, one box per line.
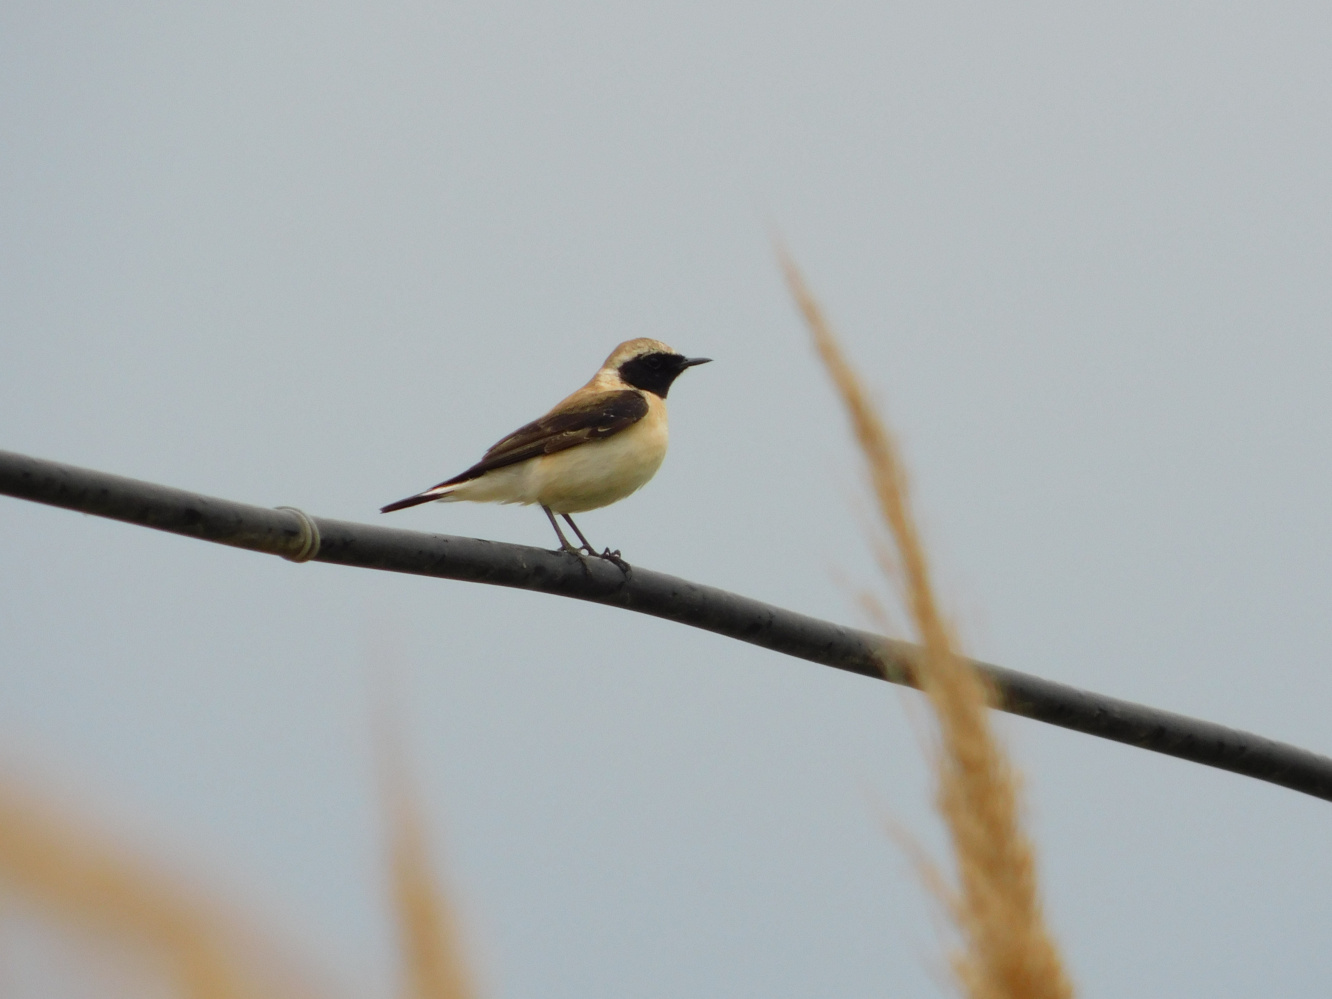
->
[598, 548, 631, 576]
[553, 543, 628, 577]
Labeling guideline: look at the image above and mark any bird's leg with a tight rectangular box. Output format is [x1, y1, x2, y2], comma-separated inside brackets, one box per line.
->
[543, 505, 589, 568]
[563, 514, 631, 576]
[561, 514, 598, 555]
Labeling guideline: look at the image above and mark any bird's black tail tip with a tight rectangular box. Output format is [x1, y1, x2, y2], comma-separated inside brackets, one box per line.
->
[380, 492, 437, 514]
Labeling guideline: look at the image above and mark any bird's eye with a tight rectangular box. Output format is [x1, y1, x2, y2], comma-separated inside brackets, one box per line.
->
[645, 355, 663, 369]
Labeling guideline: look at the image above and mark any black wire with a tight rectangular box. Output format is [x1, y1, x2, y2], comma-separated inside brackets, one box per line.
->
[3, 447, 1330, 803]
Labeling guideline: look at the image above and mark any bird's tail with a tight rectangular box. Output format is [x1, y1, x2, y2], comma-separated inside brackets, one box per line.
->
[380, 481, 463, 513]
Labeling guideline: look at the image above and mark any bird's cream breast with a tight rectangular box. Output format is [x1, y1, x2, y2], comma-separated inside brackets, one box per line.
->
[532, 393, 669, 514]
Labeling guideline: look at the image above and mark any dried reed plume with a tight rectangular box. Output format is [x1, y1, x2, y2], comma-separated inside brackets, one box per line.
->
[386, 793, 477, 999]
[0, 778, 322, 999]
[377, 710, 478, 999]
[0, 715, 478, 999]
[780, 251, 1075, 999]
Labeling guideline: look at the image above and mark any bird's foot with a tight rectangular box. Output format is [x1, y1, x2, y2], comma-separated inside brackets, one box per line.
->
[555, 543, 594, 574]
[597, 548, 631, 576]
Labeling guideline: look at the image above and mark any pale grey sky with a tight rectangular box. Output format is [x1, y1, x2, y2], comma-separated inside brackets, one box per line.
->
[3, 3, 1332, 996]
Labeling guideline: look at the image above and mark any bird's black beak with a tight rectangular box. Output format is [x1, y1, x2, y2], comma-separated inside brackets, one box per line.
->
[679, 357, 712, 369]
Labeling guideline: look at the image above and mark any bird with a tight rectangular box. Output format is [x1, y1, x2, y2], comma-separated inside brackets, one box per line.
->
[380, 338, 711, 569]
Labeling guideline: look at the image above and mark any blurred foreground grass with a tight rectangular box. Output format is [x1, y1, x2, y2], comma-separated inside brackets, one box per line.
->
[783, 251, 1075, 999]
[0, 770, 473, 999]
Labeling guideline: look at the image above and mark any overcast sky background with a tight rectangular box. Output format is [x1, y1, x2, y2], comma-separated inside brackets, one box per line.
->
[3, 2, 1332, 996]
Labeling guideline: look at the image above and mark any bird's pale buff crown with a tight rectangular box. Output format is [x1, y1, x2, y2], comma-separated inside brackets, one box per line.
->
[603, 337, 678, 369]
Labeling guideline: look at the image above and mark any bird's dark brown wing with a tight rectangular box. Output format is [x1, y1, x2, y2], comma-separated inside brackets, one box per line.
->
[442, 389, 649, 486]
[379, 389, 649, 513]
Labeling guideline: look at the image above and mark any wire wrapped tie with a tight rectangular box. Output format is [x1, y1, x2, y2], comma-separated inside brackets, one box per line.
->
[275, 506, 321, 563]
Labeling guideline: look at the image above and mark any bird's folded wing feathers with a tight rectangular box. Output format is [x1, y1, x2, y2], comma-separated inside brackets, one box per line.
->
[442, 389, 649, 486]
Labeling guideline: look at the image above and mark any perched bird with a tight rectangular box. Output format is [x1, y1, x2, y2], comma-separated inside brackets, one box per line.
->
[381, 338, 710, 568]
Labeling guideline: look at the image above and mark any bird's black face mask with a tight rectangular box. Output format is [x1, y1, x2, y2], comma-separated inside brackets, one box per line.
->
[618, 352, 712, 398]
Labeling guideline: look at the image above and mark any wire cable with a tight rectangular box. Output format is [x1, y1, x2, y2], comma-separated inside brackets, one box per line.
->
[3, 447, 1329, 803]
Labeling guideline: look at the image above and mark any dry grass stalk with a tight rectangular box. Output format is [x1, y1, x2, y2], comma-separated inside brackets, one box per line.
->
[386, 789, 477, 999]
[780, 251, 1075, 999]
[375, 716, 477, 999]
[0, 657, 479, 999]
[0, 778, 318, 999]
